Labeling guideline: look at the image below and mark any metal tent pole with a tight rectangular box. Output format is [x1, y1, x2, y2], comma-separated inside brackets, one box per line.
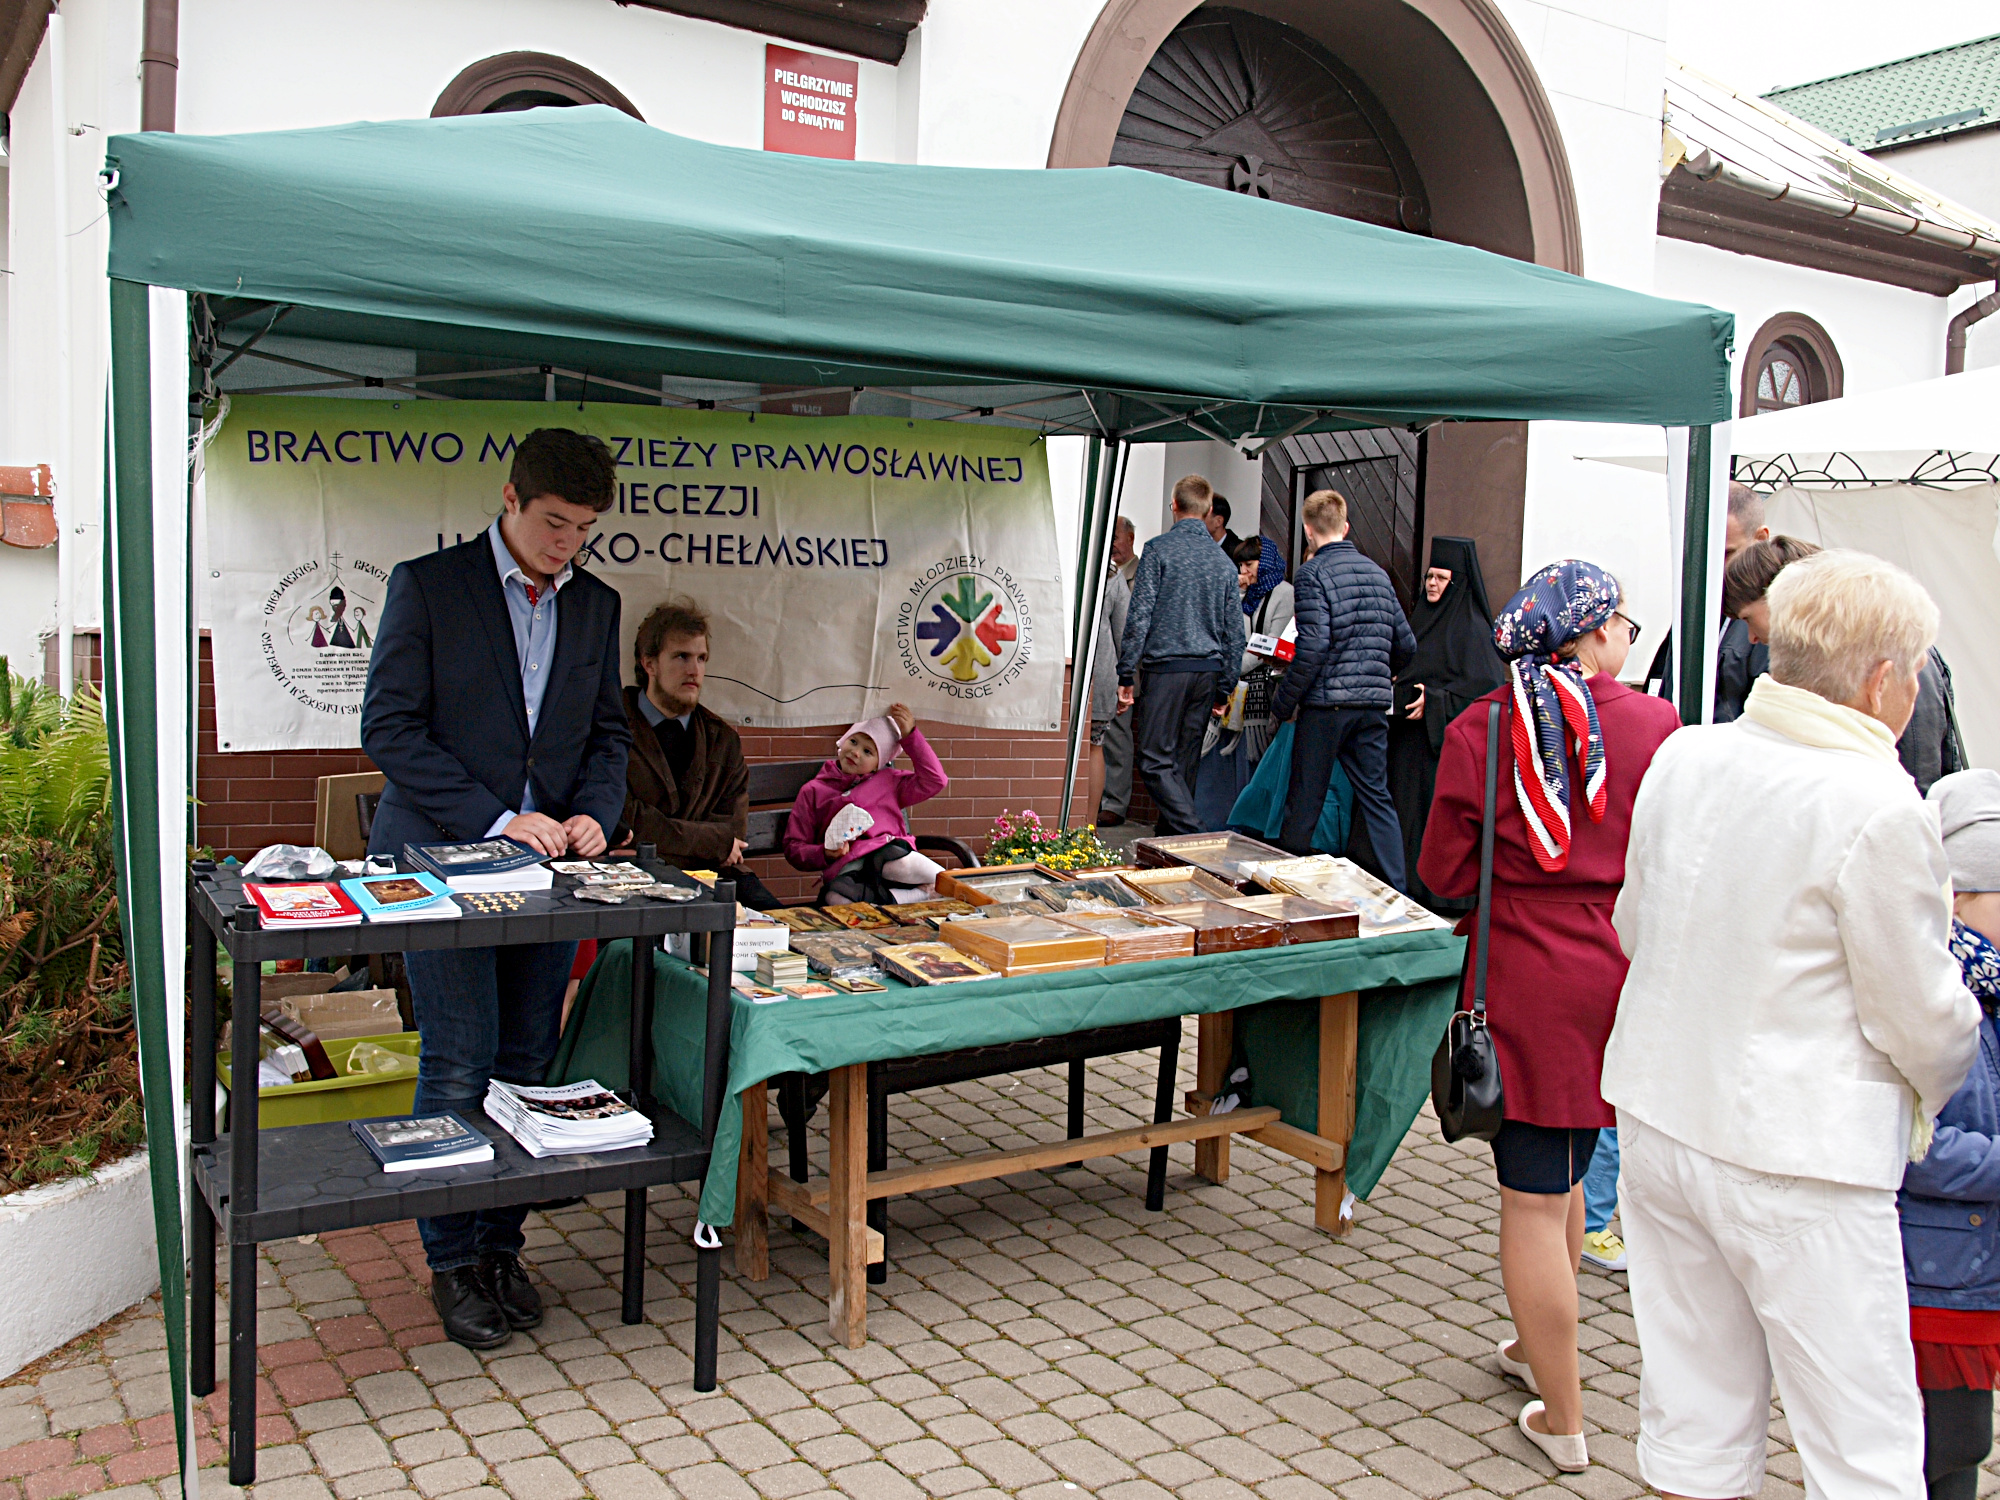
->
[1068, 438, 1101, 658]
[1059, 438, 1124, 829]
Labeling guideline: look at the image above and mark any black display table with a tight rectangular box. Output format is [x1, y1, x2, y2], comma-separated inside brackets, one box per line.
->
[186, 851, 736, 1484]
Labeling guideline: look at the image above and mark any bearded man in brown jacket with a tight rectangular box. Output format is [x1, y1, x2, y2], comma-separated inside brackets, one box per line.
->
[614, 600, 779, 909]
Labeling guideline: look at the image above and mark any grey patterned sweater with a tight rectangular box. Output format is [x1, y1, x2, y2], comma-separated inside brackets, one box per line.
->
[1115, 518, 1247, 697]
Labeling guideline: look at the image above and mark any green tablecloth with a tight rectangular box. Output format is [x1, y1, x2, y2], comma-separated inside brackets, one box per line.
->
[549, 930, 1465, 1226]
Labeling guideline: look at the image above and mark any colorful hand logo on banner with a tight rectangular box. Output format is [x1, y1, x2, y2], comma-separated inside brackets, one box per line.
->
[914, 574, 1019, 682]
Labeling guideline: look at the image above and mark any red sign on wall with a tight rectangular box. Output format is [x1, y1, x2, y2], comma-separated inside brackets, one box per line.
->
[763, 44, 858, 160]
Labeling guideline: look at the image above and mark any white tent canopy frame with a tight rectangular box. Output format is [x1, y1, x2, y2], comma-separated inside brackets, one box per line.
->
[1579, 365, 2000, 487]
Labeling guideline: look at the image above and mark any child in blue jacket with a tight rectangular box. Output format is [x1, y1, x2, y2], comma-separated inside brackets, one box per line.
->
[1905, 769, 2000, 1500]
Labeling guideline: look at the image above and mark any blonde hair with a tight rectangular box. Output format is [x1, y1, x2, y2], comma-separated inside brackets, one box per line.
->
[1171, 474, 1213, 516]
[1302, 489, 1348, 538]
[1766, 549, 1937, 705]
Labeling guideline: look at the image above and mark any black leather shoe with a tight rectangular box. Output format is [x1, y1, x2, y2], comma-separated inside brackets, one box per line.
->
[479, 1252, 543, 1329]
[1097, 814, 1126, 827]
[432, 1266, 511, 1349]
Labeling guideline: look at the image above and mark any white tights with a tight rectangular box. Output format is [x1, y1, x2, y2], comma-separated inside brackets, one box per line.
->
[880, 850, 944, 888]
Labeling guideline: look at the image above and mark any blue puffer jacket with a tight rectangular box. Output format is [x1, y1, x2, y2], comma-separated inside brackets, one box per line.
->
[1901, 1012, 2000, 1310]
[1271, 540, 1416, 718]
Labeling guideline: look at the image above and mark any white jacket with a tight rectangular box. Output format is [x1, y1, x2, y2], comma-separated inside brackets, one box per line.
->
[1603, 715, 1979, 1190]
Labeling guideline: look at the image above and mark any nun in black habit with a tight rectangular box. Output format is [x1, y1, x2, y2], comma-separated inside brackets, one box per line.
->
[1389, 536, 1507, 912]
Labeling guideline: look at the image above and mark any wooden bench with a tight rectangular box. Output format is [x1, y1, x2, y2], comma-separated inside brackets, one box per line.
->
[743, 759, 979, 870]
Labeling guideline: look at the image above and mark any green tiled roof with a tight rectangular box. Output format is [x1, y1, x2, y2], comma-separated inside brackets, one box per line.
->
[1766, 33, 2000, 148]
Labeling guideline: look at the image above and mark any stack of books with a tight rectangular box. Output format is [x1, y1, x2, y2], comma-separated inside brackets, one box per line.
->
[790, 932, 887, 978]
[243, 882, 365, 929]
[340, 872, 459, 923]
[482, 1079, 653, 1157]
[403, 838, 554, 893]
[757, 950, 809, 987]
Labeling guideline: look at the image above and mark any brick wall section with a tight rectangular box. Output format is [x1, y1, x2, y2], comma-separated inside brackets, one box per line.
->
[189, 640, 1095, 899]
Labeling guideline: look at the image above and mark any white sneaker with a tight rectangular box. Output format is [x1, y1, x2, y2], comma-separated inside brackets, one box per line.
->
[1518, 1401, 1588, 1472]
[1495, 1338, 1539, 1394]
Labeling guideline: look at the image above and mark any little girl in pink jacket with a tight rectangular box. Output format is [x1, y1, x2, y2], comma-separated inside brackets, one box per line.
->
[784, 703, 950, 904]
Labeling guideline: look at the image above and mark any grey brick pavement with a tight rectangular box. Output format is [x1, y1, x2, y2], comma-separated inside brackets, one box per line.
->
[7, 1021, 1960, 1499]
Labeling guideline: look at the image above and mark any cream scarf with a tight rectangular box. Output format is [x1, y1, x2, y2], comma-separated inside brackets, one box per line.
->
[1742, 675, 1899, 762]
[1742, 674, 1936, 1158]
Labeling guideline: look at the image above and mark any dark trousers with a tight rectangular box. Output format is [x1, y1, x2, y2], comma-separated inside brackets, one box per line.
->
[405, 940, 577, 1272]
[1924, 1387, 1992, 1500]
[1099, 710, 1134, 819]
[1133, 669, 1217, 835]
[1283, 705, 1407, 891]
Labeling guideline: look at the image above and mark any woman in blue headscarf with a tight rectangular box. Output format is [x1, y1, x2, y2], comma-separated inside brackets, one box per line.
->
[1192, 536, 1293, 829]
[1418, 560, 1681, 1472]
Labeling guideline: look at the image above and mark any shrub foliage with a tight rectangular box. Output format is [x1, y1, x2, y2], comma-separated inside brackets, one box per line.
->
[0, 666, 139, 1188]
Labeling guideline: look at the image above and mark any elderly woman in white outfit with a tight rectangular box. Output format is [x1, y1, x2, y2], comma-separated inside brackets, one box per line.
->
[1604, 549, 1980, 1500]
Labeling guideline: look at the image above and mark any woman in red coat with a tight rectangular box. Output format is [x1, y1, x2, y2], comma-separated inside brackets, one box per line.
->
[1419, 560, 1679, 1471]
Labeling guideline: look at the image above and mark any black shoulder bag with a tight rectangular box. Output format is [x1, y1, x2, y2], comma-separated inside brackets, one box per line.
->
[1431, 700, 1505, 1141]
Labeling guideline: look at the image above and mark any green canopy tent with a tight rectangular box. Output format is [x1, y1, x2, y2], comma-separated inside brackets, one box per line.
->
[98, 105, 1732, 1487]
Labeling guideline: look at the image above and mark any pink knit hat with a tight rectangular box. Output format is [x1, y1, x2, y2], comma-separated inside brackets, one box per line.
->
[841, 716, 901, 766]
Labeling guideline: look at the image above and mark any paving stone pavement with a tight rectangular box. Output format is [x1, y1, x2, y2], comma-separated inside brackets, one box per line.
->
[0, 1025, 1966, 1500]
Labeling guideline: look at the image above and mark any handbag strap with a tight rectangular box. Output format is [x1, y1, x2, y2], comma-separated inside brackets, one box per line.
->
[1473, 701, 1500, 1018]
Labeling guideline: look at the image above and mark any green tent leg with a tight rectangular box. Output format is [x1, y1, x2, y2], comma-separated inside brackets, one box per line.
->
[1676, 424, 1713, 720]
[106, 277, 193, 1488]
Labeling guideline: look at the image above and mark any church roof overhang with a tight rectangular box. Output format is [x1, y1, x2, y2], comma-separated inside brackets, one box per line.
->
[1661, 59, 2000, 294]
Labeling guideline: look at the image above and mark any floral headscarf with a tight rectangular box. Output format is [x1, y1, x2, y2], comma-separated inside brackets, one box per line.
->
[1491, 560, 1621, 873]
[1952, 918, 2000, 1014]
[1243, 537, 1285, 617]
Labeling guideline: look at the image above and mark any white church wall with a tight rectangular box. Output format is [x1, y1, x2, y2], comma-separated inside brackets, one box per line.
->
[177, 0, 902, 158]
[1653, 236, 1949, 398]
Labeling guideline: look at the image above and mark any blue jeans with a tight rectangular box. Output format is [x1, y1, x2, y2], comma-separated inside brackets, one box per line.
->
[1582, 1125, 1620, 1233]
[1283, 706, 1406, 891]
[405, 941, 577, 1272]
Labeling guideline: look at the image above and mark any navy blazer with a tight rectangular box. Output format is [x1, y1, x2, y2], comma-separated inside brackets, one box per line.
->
[360, 535, 631, 856]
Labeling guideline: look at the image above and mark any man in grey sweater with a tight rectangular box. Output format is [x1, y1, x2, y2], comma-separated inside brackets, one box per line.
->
[1117, 475, 1248, 834]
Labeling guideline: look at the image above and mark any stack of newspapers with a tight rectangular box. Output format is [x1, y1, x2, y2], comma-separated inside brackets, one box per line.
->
[482, 1079, 653, 1157]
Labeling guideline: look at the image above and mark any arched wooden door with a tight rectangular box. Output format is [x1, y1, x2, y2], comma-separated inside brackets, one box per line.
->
[1114, 7, 1431, 597]
[1111, 7, 1429, 234]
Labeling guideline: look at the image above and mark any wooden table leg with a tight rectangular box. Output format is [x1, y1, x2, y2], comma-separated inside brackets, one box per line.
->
[826, 1063, 869, 1348]
[1195, 1012, 1233, 1184]
[1317, 992, 1360, 1236]
[735, 1079, 770, 1281]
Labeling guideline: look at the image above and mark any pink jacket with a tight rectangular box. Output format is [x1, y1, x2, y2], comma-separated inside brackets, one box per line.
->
[783, 727, 948, 875]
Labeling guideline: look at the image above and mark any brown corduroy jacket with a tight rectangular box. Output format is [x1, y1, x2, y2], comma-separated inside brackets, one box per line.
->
[614, 687, 748, 866]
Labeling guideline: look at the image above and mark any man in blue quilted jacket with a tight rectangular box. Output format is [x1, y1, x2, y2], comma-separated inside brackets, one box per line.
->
[1271, 489, 1417, 888]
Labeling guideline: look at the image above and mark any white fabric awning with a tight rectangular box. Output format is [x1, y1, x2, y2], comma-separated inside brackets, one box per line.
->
[1579, 366, 2000, 483]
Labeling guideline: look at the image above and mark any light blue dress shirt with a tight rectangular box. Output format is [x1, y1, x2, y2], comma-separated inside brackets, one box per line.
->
[485, 518, 572, 836]
[635, 692, 693, 733]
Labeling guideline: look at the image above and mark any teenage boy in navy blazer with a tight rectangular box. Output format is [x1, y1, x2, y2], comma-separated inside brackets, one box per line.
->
[361, 428, 631, 1350]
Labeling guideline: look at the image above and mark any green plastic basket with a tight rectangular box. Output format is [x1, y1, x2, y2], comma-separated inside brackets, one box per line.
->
[218, 1032, 422, 1128]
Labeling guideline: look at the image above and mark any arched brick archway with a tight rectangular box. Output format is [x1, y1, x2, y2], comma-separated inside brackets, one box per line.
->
[1048, 0, 1585, 597]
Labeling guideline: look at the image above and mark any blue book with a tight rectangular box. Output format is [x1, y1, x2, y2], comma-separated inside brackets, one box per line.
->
[402, 837, 554, 892]
[350, 1113, 495, 1172]
[340, 871, 459, 922]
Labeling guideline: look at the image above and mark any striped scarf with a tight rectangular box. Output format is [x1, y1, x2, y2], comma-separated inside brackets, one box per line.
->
[1491, 561, 1620, 873]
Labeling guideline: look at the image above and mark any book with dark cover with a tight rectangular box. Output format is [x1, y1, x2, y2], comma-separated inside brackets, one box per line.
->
[402, 838, 554, 892]
[350, 1113, 495, 1172]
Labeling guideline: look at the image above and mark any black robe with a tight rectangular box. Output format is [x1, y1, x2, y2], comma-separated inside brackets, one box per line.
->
[1387, 536, 1506, 912]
